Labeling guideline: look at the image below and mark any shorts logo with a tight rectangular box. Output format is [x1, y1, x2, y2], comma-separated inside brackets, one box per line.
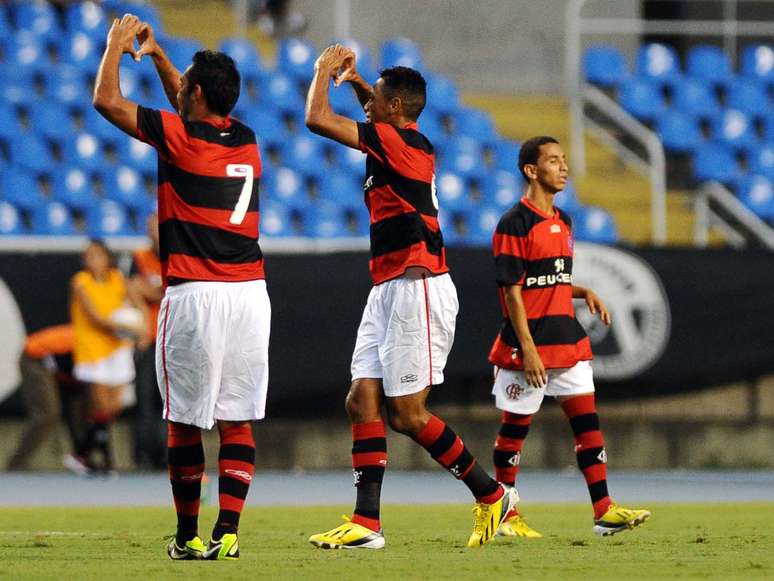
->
[505, 383, 524, 400]
[224, 468, 253, 482]
[597, 449, 607, 463]
[508, 451, 521, 466]
[400, 374, 418, 384]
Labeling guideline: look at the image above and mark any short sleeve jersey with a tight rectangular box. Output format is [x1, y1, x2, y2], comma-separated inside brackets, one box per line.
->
[488, 197, 592, 370]
[357, 121, 448, 284]
[135, 106, 264, 286]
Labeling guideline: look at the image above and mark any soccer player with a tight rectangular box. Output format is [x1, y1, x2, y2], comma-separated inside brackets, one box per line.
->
[305, 45, 515, 549]
[93, 15, 271, 560]
[489, 136, 650, 537]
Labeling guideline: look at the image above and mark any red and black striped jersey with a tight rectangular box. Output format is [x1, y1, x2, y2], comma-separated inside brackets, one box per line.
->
[135, 106, 264, 286]
[488, 197, 592, 370]
[357, 121, 448, 285]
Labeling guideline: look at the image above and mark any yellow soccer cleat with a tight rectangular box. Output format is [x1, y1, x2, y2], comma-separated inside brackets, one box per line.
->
[593, 504, 651, 536]
[166, 535, 206, 560]
[496, 512, 543, 538]
[202, 533, 240, 560]
[309, 516, 385, 550]
[467, 485, 518, 548]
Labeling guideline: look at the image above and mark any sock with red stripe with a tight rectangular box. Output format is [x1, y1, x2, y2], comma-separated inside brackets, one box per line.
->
[560, 394, 613, 519]
[493, 411, 532, 515]
[415, 415, 502, 503]
[351, 420, 387, 532]
[167, 421, 204, 545]
[213, 423, 255, 540]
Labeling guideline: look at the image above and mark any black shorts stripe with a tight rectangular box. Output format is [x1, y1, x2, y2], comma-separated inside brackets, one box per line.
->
[569, 413, 600, 436]
[159, 219, 263, 264]
[218, 475, 250, 499]
[370, 212, 443, 258]
[352, 437, 388, 454]
[588, 479, 610, 503]
[218, 443, 256, 463]
[168, 444, 205, 466]
[500, 315, 587, 348]
[160, 161, 260, 212]
[499, 423, 530, 440]
[577, 447, 605, 470]
[171, 480, 201, 501]
[184, 119, 256, 147]
[355, 466, 386, 485]
[427, 426, 457, 459]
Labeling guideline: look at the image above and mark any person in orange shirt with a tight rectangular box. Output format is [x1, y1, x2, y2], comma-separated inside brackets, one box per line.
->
[66, 239, 148, 475]
[130, 212, 166, 469]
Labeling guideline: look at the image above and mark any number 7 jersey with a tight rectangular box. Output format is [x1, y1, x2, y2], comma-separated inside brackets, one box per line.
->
[135, 106, 264, 286]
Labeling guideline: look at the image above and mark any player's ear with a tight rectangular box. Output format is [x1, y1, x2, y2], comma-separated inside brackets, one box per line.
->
[390, 96, 402, 115]
[523, 163, 537, 180]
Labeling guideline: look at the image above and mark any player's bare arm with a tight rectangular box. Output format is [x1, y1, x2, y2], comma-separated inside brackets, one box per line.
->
[93, 14, 142, 136]
[503, 284, 548, 388]
[572, 285, 611, 325]
[335, 56, 374, 108]
[136, 21, 182, 111]
[305, 44, 360, 148]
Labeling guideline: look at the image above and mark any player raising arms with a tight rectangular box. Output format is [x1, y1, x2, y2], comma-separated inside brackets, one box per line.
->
[93, 15, 271, 560]
[305, 45, 515, 549]
[488, 136, 650, 537]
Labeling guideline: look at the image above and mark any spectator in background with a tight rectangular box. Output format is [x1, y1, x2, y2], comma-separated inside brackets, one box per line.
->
[66, 239, 148, 476]
[130, 212, 166, 469]
[5, 324, 87, 471]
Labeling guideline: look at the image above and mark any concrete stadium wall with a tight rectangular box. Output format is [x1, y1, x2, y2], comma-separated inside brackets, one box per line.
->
[292, 0, 640, 94]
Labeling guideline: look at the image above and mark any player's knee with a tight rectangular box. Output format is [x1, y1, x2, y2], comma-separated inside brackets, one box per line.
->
[386, 410, 424, 437]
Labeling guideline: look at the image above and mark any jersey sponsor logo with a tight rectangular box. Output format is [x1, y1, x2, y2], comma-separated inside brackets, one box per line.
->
[554, 258, 565, 272]
[400, 373, 418, 384]
[525, 272, 573, 288]
[504, 382, 524, 400]
[573, 243, 671, 380]
[224, 468, 253, 482]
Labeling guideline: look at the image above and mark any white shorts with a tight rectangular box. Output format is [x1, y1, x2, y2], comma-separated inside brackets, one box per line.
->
[492, 360, 595, 414]
[351, 272, 458, 397]
[156, 279, 271, 429]
[73, 345, 135, 387]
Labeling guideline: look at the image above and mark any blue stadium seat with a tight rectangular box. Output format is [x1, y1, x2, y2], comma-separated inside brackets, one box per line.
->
[219, 37, 263, 73]
[277, 38, 316, 81]
[60, 31, 103, 71]
[163, 37, 204, 71]
[573, 206, 618, 244]
[99, 165, 147, 212]
[10, 134, 52, 174]
[334, 38, 378, 82]
[635, 43, 682, 85]
[556, 180, 582, 211]
[0, 201, 25, 235]
[120, 138, 156, 174]
[260, 201, 294, 238]
[0, 105, 23, 141]
[686, 45, 732, 84]
[490, 139, 521, 172]
[671, 77, 719, 119]
[766, 116, 774, 142]
[467, 205, 501, 246]
[86, 199, 132, 236]
[453, 108, 497, 141]
[0, 68, 36, 105]
[618, 78, 666, 122]
[425, 72, 460, 115]
[260, 72, 305, 113]
[712, 109, 756, 149]
[583, 45, 629, 88]
[656, 111, 703, 153]
[740, 44, 774, 84]
[693, 142, 739, 183]
[30, 103, 76, 143]
[0, 6, 11, 38]
[747, 142, 774, 179]
[329, 85, 363, 118]
[736, 175, 774, 220]
[305, 200, 349, 238]
[330, 143, 367, 175]
[482, 170, 522, 209]
[54, 166, 98, 212]
[435, 171, 472, 211]
[263, 166, 306, 205]
[84, 108, 126, 147]
[10, 31, 47, 68]
[381, 38, 423, 70]
[317, 172, 362, 210]
[13, 1, 61, 40]
[1, 169, 46, 212]
[30, 201, 77, 235]
[243, 109, 288, 149]
[438, 136, 485, 178]
[44, 64, 91, 106]
[280, 134, 327, 178]
[102, 2, 164, 35]
[63, 132, 104, 171]
[416, 110, 446, 148]
[726, 79, 770, 118]
[65, 1, 107, 38]
[438, 210, 462, 246]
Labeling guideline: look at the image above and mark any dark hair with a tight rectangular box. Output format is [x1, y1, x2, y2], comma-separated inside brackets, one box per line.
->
[517, 136, 559, 181]
[85, 238, 115, 268]
[379, 66, 426, 120]
[187, 50, 241, 116]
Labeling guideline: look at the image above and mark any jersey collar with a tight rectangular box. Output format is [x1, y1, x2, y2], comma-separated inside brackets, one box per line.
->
[521, 196, 557, 219]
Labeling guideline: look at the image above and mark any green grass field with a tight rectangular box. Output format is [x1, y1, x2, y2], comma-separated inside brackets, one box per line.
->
[2, 504, 773, 580]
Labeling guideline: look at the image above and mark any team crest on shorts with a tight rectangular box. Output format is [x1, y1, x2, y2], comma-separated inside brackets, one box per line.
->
[505, 383, 524, 400]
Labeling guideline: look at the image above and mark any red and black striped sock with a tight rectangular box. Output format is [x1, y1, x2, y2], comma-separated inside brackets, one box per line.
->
[415, 415, 502, 503]
[167, 421, 204, 545]
[560, 394, 613, 519]
[351, 420, 387, 532]
[213, 423, 255, 540]
[493, 411, 532, 487]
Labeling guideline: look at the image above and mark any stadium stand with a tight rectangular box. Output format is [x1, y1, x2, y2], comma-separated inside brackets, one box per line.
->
[583, 41, 774, 225]
[0, 1, 618, 244]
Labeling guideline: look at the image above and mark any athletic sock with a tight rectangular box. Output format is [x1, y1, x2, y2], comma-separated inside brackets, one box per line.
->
[167, 422, 204, 545]
[493, 411, 532, 516]
[414, 415, 502, 503]
[560, 394, 613, 519]
[350, 420, 387, 532]
[212, 423, 255, 540]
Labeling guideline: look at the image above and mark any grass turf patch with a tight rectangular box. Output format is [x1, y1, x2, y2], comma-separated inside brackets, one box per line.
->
[1, 503, 772, 579]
